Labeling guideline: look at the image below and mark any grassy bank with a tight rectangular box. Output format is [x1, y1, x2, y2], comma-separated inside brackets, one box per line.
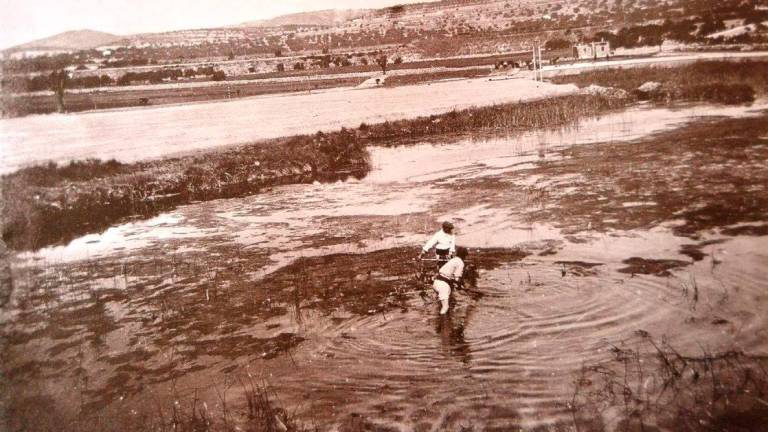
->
[1, 131, 370, 250]
[551, 60, 768, 104]
[356, 92, 629, 145]
[383, 67, 491, 87]
[1, 93, 630, 251]
[1, 76, 366, 118]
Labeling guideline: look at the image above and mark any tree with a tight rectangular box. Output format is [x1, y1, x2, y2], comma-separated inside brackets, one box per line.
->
[49, 70, 67, 113]
[276, 63, 285, 72]
[698, 14, 725, 36]
[376, 54, 388, 74]
[545, 38, 571, 50]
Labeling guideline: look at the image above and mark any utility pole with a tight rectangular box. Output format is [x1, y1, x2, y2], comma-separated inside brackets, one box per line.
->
[532, 38, 543, 82]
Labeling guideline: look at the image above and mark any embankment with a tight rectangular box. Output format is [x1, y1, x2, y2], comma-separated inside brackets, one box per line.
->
[551, 60, 768, 104]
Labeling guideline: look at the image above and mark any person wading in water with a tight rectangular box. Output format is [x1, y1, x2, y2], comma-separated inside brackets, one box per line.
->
[420, 221, 456, 262]
[432, 247, 468, 315]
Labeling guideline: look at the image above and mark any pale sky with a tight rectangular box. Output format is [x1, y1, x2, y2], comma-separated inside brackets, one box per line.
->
[0, 0, 433, 49]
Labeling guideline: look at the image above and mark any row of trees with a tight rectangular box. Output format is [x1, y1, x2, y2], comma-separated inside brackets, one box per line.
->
[0, 66, 228, 93]
[116, 67, 225, 85]
[2, 73, 115, 93]
[275, 53, 401, 73]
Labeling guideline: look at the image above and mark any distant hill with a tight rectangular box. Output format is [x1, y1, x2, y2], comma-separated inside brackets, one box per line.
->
[240, 9, 368, 27]
[5, 30, 122, 53]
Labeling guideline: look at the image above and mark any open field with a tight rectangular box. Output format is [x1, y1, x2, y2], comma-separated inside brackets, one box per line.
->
[1, 51, 543, 117]
[0, 77, 579, 174]
[0, 66, 495, 117]
[0, 76, 367, 118]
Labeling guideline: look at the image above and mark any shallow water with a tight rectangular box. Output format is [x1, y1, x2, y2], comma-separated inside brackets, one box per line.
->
[3, 101, 768, 430]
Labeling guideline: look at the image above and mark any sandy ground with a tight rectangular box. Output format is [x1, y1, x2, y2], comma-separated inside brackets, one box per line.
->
[0, 78, 576, 174]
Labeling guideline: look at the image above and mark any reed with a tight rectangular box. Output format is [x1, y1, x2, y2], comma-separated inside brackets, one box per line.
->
[571, 333, 768, 431]
[552, 60, 768, 104]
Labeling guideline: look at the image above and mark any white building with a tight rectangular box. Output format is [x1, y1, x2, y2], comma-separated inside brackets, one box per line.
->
[573, 41, 611, 59]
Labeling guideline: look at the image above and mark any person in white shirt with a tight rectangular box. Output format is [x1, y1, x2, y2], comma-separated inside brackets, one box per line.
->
[420, 221, 456, 260]
[433, 247, 468, 314]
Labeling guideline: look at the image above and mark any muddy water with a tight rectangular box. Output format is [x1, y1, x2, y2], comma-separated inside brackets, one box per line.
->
[3, 102, 768, 431]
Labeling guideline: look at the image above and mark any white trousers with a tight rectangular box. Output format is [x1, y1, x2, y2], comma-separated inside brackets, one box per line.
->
[433, 279, 451, 301]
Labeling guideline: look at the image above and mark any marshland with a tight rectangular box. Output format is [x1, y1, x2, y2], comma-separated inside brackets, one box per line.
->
[2, 60, 768, 431]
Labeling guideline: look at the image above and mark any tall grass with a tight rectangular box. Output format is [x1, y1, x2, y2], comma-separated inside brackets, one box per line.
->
[1, 129, 370, 250]
[3, 376, 311, 432]
[552, 60, 768, 104]
[359, 93, 629, 146]
[571, 334, 768, 431]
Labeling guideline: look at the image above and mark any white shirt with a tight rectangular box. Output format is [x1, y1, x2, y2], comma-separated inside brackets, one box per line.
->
[439, 257, 464, 281]
[422, 229, 456, 253]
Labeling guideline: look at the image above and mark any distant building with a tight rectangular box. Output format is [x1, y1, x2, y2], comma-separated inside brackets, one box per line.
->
[573, 41, 611, 60]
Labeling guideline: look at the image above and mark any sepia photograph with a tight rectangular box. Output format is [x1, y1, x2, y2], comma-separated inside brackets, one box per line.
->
[1, 0, 768, 430]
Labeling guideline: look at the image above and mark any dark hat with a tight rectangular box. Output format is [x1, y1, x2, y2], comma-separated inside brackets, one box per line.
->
[442, 221, 454, 231]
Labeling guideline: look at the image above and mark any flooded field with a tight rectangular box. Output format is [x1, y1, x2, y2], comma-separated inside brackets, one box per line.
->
[0, 78, 577, 174]
[2, 101, 768, 431]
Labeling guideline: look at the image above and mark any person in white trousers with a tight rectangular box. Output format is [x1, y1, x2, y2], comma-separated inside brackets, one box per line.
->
[432, 247, 468, 314]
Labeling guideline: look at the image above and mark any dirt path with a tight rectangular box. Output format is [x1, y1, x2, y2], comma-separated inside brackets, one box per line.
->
[0, 78, 576, 174]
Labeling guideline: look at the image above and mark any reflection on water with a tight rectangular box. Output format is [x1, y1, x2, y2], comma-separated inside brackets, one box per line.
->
[5, 101, 768, 430]
[365, 100, 767, 184]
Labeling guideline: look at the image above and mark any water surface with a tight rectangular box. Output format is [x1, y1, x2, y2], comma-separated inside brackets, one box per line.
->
[4, 101, 768, 430]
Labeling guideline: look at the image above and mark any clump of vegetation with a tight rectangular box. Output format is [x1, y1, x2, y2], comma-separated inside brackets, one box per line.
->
[643, 83, 755, 105]
[383, 68, 491, 86]
[3, 376, 311, 432]
[10, 159, 128, 186]
[571, 333, 768, 431]
[359, 93, 630, 146]
[1, 129, 371, 250]
[552, 61, 768, 105]
[240, 376, 311, 432]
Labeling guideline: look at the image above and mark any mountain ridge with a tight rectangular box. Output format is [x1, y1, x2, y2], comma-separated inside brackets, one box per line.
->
[239, 9, 369, 28]
[5, 29, 122, 53]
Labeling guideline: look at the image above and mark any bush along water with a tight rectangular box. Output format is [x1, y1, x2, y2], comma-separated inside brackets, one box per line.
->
[1, 93, 629, 251]
[2, 129, 370, 250]
[552, 60, 766, 105]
